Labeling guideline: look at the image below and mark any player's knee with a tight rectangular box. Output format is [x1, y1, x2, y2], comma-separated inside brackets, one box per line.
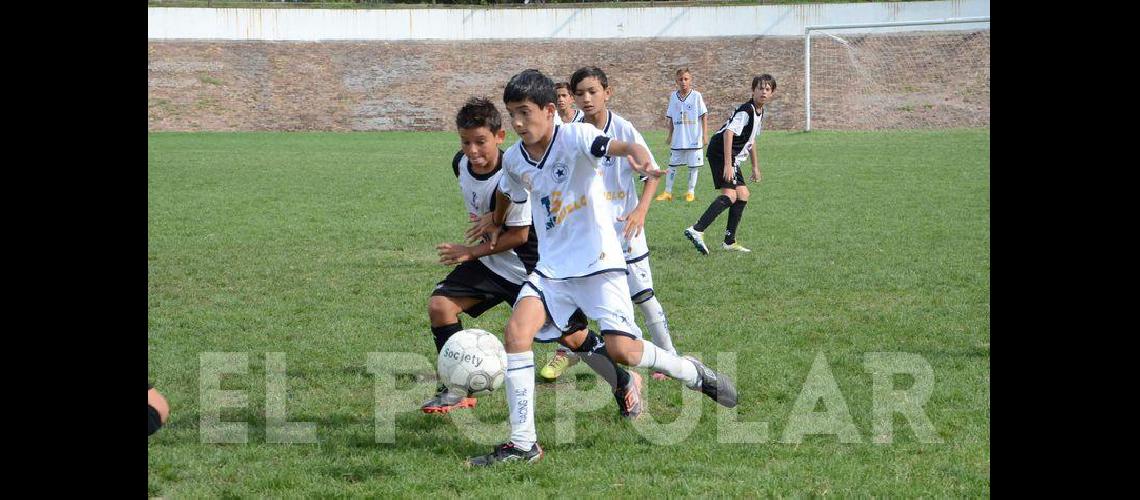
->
[503, 319, 538, 353]
[599, 334, 638, 365]
[503, 331, 532, 353]
[560, 329, 588, 351]
[427, 296, 459, 324]
[736, 187, 751, 202]
[717, 193, 735, 205]
[148, 388, 170, 424]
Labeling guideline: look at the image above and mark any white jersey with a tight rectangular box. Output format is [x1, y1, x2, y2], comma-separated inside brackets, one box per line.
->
[554, 109, 583, 125]
[590, 110, 656, 262]
[453, 150, 536, 284]
[498, 123, 627, 280]
[666, 90, 708, 151]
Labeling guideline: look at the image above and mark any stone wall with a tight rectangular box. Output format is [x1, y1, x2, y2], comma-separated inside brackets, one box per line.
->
[148, 32, 989, 132]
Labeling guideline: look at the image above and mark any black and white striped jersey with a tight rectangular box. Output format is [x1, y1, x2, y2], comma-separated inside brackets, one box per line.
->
[707, 101, 765, 165]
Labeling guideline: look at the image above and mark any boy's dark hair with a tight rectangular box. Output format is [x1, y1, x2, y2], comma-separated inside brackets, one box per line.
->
[456, 96, 502, 132]
[503, 69, 556, 108]
[570, 66, 609, 92]
[752, 74, 777, 91]
[554, 82, 571, 91]
[676, 68, 691, 77]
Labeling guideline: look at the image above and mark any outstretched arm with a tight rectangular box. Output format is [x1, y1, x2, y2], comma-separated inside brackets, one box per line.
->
[439, 224, 529, 265]
[606, 140, 664, 179]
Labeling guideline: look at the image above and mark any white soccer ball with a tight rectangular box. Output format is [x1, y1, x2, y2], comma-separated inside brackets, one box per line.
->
[437, 328, 507, 396]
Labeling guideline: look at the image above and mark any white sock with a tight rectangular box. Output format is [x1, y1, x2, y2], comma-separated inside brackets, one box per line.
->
[506, 351, 537, 449]
[664, 166, 678, 193]
[634, 340, 700, 388]
[687, 167, 700, 194]
[638, 296, 677, 355]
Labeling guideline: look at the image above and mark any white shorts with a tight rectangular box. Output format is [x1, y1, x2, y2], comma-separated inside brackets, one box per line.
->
[516, 271, 643, 340]
[669, 149, 704, 167]
[625, 257, 654, 299]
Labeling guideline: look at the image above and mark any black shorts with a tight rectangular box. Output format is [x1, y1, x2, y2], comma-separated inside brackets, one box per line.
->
[431, 260, 523, 318]
[706, 151, 746, 190]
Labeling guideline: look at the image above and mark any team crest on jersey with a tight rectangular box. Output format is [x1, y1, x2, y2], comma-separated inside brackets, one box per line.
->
[470, 191, 478, 209]
[552, 162, 570, 184]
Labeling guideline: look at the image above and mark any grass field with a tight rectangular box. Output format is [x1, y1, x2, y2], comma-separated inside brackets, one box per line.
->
[147, 128, 989, 496]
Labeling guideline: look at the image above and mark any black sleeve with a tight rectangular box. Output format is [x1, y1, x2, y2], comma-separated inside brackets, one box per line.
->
[590, 136, 612, 158]
[451, 150, 464, 178]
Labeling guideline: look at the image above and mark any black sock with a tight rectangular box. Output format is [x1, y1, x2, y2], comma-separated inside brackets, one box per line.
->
[725, 200, 748, 245]
[694, 195, 733, 232]
[431, 322, 463, 354]
[574, 330, 631, 391]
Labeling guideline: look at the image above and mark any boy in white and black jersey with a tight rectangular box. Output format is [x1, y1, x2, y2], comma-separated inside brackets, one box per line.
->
[464, 70, 737, 467]
[425, 97, 636, 417]
[656, 68, 709, 203]
[552, 82, 583, 125]
[684, 74, 777, 255]
[539, 66, 680, 383]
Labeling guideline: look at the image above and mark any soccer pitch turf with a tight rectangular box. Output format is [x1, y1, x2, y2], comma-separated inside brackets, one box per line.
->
[148, 129, 989, 496]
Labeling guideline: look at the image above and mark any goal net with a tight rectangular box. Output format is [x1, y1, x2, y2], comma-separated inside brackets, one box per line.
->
[805, 18, 990, 131]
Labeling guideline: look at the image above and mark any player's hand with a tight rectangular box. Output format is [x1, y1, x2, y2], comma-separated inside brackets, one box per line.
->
[437, 243, 474, 266]
[723, 165, 735, 183]
[628, 156, 665, 178]
[465, 213, 498, 244]
[617, 208, 647, 240]
[750, 169, 762, 182]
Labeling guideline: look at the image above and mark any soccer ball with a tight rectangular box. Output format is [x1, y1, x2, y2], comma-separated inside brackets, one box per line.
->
[437, 329, 507, 396]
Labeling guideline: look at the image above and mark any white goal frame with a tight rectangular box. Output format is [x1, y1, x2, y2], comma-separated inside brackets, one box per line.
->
[803, 16, 990, 132]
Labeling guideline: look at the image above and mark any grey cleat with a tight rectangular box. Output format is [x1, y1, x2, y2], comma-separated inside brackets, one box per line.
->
[683, 355, 738, 408]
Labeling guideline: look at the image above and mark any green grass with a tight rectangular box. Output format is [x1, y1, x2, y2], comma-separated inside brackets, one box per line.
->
[148, 128, 989, 496]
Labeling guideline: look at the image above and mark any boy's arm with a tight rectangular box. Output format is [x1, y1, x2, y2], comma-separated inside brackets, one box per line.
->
[619, 171, 659, 240]
[606, 140, 664, 178]
[749, 147, 761, 182]
[701, 113, 708, 146]
[722, 129, 736, 183]
[665, 119, 674, 146]
[465, 190, 513, 248]
[439, 224, 529, 265]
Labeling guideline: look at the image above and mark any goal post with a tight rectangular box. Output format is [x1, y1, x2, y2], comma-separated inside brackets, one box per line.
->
[804, 17, 990, 132]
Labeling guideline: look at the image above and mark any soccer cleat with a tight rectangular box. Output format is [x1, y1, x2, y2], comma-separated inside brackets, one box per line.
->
[683, 355, 738, 408]
[684, 192, 696, 202]
[539, 349, 579, 381]
[651, 371, 671, 381]
[655, 192, 674, 202]
[722, 242, 752, 253]
[613, 370, 644, 419]
[465, 442, 544, 467]
[683, 226, 709, 255]
[421, 385, 477, 414]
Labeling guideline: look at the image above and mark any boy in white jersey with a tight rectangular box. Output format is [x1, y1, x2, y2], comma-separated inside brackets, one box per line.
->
[425, 97, 641, 418]
[539, 66, 680, 383]
[656, 68, 709, 203]
[465, 69, 737, 467]
[552, 82, 583, 125]
[685, 74, 776, 255]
